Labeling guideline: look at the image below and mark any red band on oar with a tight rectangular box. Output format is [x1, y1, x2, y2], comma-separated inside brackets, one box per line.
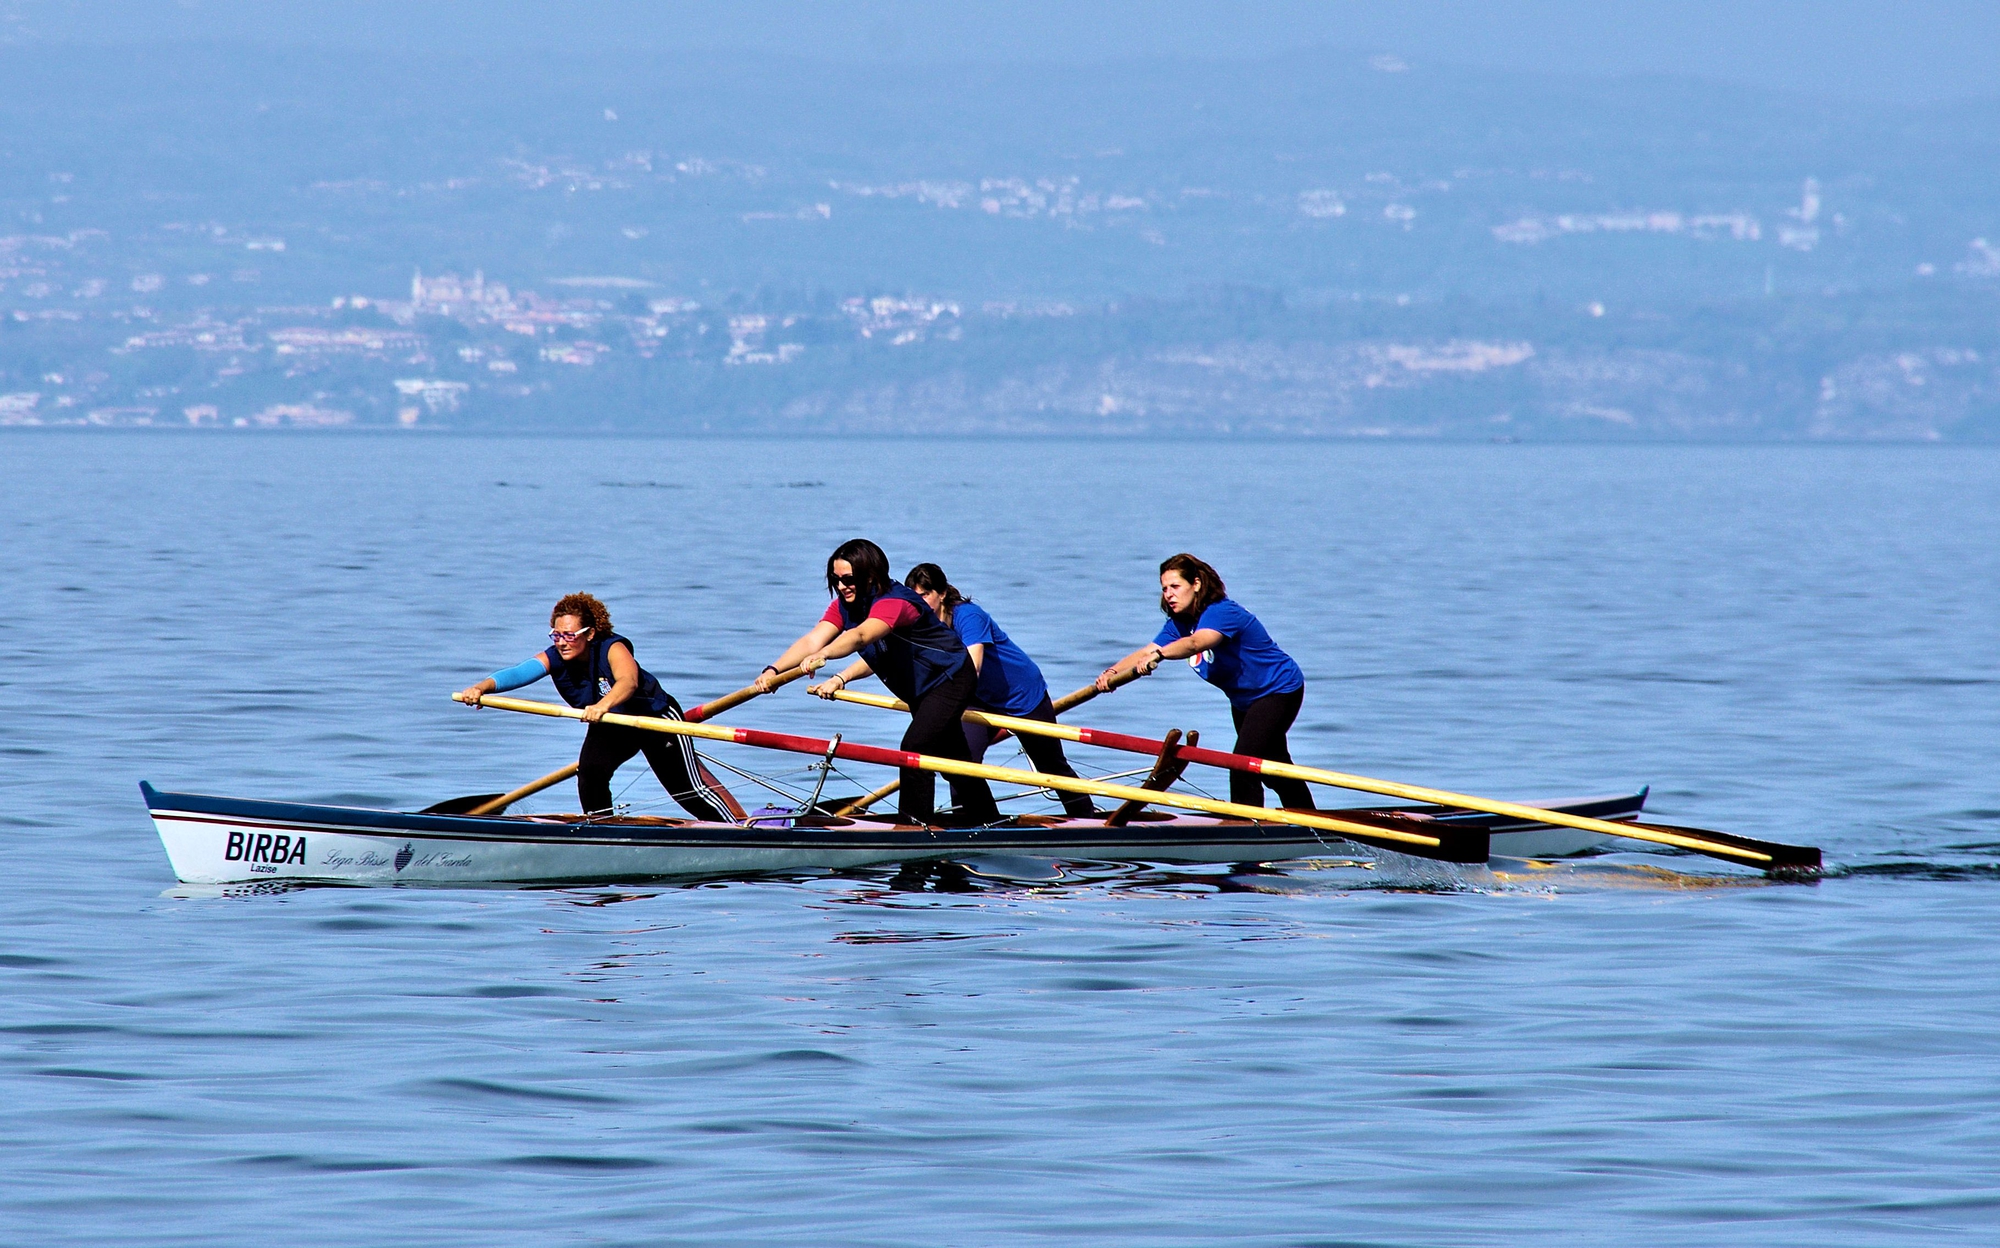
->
[819, 686, 1821, 873]
[1068, 726, 1271, 776]
[726, 726, 922, 771]
[453, 691, 1480, 860]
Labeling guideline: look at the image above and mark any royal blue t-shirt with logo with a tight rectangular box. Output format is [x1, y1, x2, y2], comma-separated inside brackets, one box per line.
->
[1153, 598, 1305, 709]
[949, 601, 1050, 716]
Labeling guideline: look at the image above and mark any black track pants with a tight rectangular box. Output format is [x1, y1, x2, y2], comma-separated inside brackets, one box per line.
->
[962, 694, 1097, 817]
[1229, 686, 1315, 810]
[900, 662, 1002, 826]
[577, 696, 733, 822]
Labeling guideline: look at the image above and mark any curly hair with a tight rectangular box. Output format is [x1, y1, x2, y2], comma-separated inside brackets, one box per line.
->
[549, 592, 613, 635]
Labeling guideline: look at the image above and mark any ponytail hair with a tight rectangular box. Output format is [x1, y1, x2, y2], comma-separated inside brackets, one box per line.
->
[827, 538, 893, 605]
[903, 562, 968, 618]
[1158, 553, 1226, 624]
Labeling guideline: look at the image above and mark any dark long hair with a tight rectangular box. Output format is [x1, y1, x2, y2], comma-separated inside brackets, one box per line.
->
[826, 538, 893, 606]
[903, 562, 968, 623]
[1159, 553, 1227, 624]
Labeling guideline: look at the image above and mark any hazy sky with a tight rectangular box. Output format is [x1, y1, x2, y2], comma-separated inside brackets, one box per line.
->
[4, 0, 1996, 104]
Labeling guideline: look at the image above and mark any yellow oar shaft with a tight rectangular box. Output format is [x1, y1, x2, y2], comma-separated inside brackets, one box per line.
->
[459, 668, 804, 816]
[455, 692, 1450, 851]
[824, 688, 1772, 866]
[821, 670, 1136, 813]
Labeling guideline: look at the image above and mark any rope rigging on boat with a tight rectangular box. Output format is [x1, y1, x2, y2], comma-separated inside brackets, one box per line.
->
[137, 549, 1824, 885]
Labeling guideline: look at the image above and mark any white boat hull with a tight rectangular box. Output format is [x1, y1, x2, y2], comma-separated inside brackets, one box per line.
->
[143, 782, 1650, 886]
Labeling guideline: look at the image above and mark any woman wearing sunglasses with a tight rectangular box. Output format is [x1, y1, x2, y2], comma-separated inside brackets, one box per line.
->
[457, 592, 738, 822]
[757, 539, 1001, 827]
[810, 562, 1097, 819]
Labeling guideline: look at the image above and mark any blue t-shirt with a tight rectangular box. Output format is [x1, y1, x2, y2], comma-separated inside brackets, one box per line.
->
[950, 601, 1050, 716]
[1153, 598, 1305, 709]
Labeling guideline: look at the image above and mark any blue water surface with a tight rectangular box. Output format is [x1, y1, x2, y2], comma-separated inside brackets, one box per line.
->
[3, 434, 1998, 1246]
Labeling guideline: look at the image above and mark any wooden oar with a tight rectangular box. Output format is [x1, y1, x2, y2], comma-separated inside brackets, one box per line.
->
[685, 666, 810, 722]
[1106, 729, 1196, 827]
[452, 692, 1489, 863]
[831, 777, 903, 819]
[460, 764, 581, 816]
[830, 669, 1145, 815]
[1045, 668, 1145, 714]
[823, 688, 1822, 874]
[453, 668, 810, 816]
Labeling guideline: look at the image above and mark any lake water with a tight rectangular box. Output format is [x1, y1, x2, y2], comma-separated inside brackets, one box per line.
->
[4, 433, 1998, 1246]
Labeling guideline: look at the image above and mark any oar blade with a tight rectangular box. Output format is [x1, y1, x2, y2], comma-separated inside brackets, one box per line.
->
[419, 793, 506, 815]
[1618, 819, 1823, 875]
[1305, 812, 1491, 865]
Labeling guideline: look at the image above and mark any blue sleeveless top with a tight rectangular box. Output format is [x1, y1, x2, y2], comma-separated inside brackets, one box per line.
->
[834, 584, 969, 703]
[542, 631, 672, 716]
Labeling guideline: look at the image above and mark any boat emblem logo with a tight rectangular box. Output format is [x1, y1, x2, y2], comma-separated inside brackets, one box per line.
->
[394, 843, 414, 872]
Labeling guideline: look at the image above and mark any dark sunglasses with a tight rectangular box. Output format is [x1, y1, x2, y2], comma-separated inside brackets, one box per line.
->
[832, 573, 858, 588]
[549, 627, 593, 644]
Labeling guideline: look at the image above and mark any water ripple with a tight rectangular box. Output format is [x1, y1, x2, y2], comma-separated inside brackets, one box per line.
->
[6, 437, 1999, 1247]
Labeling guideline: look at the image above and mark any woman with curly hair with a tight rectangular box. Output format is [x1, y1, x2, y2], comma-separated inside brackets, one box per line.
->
[757, 539, 1001, 827]
[457, 592, 738, 821]
[1096, 554, 1314, 811]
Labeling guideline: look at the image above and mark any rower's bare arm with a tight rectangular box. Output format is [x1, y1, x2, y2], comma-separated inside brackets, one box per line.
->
[965, 642, 986, 675]
[806, 618, 889, 672]
[811, 658, 874, 699]
[581, 643, 640, 722]
[1156, 628, 1224, 661]
[1097, 643, 1165, 691]
[761, 621, 841, 690]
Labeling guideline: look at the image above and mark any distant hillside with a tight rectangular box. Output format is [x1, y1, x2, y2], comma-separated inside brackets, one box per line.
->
[2, 45, 1996, 438]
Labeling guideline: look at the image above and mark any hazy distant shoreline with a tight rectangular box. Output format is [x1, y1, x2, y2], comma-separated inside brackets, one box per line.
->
[4, 45, 1996, 441]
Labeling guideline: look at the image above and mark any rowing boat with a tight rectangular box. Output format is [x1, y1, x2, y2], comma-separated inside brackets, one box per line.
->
[141, 780, 1650, 885]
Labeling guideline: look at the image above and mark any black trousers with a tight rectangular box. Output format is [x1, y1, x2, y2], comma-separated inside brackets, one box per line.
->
[577, 696, 733, 822]
[1229, 686, 1315, 810]
[963, 693, 1097, 817]
[901, 662, 1002, 826]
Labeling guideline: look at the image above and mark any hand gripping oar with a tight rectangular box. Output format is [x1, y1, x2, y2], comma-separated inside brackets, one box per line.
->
[830, 669, 1146, 816]
[821, 688, 1822, 874]
[453, 668, 810, 816]
[685, 667, 811, 722]
[451, 693, 1489, 864]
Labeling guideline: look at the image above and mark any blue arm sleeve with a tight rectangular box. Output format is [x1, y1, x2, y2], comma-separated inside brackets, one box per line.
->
[488, 657, 549, 691]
